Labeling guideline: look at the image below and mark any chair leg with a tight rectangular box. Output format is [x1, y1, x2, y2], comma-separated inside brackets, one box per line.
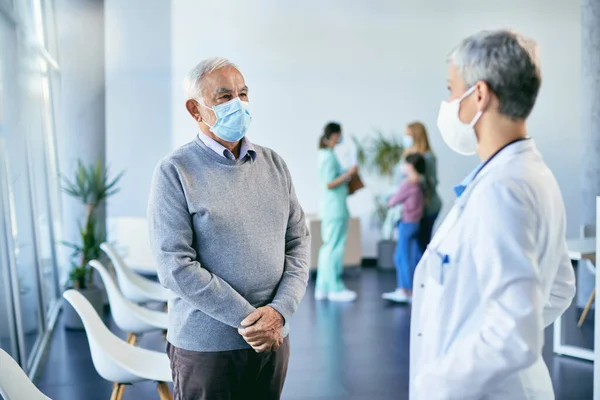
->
[126, 333, 138, 346]
[157, 382, 172, 400]
[110, 383, 119, 400]
[117, 384, 126, 400]
[578, 289, 596, 327]
[110, 383, 125, 400]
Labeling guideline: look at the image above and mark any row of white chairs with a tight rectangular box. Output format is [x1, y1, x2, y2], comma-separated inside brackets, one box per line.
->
[0, 242, 175, 400]
[100, 242, 172, 304]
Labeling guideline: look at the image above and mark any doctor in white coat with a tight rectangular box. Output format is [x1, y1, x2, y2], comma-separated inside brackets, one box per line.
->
[410, 30, 576, 400]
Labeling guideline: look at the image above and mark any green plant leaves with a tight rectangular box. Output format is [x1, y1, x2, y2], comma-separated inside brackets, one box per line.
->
[68, 262, 88, 290]
[62, 159, 124, 207]
[351, 136, 369, 168]
[371, 132, 403, 177]
[351, 132, 403, 178]
[61, 159, 123, 289]
[351, 132, 404, 227]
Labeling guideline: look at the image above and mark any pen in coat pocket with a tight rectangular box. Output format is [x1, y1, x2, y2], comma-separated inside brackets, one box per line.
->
[440, 253, 450, 284]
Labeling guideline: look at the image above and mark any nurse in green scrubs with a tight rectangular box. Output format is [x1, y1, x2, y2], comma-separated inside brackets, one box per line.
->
[316, 122, 358, 302]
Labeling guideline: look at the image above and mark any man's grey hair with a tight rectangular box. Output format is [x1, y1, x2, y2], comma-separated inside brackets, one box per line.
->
[183, 57, 239, 100]
[449, 30, 541, 120]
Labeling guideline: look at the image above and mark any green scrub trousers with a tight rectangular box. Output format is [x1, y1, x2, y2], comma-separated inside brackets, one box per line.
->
[316, 218, 348, 293]
[317, 149, 350, 293]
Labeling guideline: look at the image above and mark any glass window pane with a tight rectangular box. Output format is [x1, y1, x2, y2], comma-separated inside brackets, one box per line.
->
[0, 12, 45, 368]
[0, 5, 19, 363]
[26, 55, 60, 312]
[0, 0, 61, 371]
[0, 151, 18, 360]
[41, 0, 58, 60]
[31, 0, 45, 47]
[1, 125, 44, 366]
[43, 67, 63, 282]
[0, 0, 14, 13]
[14, 0, 35, 37]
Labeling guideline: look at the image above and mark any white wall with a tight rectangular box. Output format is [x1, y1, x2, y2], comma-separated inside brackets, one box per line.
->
[169, 0, 580, 257]
[105, 0, 172, 218]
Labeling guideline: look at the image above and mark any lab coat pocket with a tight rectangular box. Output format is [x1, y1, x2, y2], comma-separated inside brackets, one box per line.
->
[424, 247, 450, 287]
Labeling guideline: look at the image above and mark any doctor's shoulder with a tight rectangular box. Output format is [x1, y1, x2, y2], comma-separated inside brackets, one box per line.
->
[469, 176, 537, 214]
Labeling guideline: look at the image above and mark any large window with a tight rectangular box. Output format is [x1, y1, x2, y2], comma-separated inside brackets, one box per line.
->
[0, 0, 61, 377]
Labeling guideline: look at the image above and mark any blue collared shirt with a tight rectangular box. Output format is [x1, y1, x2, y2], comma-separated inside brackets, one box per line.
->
[453, 163, 484, 198]
[197, 133, 257, 161]
[453, 138, 532, 198]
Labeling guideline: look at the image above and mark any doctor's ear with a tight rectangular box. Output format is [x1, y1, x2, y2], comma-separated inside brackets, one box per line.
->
[475, 81, 493, 111]
[185, 99, 202, 122]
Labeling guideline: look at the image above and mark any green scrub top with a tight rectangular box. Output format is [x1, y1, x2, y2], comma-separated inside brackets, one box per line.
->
[319, 149, 350, 220]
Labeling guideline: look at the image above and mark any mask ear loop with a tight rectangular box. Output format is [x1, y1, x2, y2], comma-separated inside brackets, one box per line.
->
[469, 110, 483, 128]
[456, 85, 478, 126]
[470, 87, 492, 128]
[196, 99, 215, 130]
[459, 85, 477, 101]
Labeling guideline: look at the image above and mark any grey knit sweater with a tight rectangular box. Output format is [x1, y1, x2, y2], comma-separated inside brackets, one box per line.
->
[148, 136, 310, 352]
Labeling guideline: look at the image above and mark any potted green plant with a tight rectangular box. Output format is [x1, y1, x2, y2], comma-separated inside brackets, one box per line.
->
[61, 160, 123, 329]
[352, 132, 404, 269]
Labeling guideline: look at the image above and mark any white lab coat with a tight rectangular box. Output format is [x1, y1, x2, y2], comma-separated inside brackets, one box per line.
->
[410, 140, 576, 400]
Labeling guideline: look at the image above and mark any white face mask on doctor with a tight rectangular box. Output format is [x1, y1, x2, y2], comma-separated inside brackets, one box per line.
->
[436, 86, 483, 156]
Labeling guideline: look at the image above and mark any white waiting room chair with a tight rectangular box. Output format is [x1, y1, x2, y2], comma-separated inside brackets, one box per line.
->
[0, 349, 51, 400]
[100, 242, 172, 304]
[109, 217, 158, 275]
[62, 290, 173, 400]
[88, 260, 168, 346]
[580, 223, 596, 239]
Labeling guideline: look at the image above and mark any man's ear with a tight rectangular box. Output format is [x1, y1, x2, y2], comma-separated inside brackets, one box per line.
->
[185, 99, 201, 121]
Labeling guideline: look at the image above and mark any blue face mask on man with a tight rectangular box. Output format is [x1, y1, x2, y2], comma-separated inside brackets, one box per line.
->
[199, 97, 252, 143]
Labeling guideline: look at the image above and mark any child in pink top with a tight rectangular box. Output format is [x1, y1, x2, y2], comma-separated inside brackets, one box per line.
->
[383, 153, 426, 303]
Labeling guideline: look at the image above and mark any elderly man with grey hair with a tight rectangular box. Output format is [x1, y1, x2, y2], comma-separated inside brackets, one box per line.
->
[148, 57, 310, 400]
[409, 30, 575, 399]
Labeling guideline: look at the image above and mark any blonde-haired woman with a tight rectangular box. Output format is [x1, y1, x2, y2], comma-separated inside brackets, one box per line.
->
[402, 122, 442, 249]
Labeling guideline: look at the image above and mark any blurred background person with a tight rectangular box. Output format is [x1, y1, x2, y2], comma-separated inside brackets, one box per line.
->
[382, 153, 427, 303]
[402, 122, 442, 250]
[316, 122, 359, 302]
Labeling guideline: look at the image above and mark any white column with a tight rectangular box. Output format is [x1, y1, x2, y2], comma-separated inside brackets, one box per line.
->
[55, 0, 106, 268]
[594, 196, 600, 400]
[581, 0, 600, 230]
[595, 197, 600, 400]
[583, 4, 599, 398]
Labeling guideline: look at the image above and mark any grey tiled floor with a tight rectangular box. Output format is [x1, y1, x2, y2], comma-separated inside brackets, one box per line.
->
[37, 268, 594, 400]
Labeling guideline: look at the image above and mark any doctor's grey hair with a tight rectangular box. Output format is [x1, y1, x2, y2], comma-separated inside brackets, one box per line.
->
[183, 57, 239, 100]
[449, 30, 541, 120]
